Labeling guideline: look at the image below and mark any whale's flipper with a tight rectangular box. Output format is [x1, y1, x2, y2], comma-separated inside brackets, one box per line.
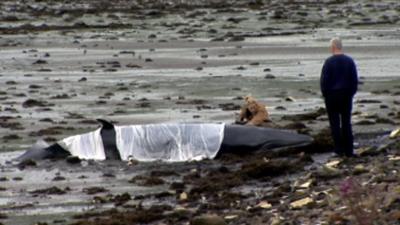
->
[97, 119, 121, 160]
[16, 140, 70, 161]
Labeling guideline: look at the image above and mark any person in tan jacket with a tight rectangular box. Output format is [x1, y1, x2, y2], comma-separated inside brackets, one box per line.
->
[238, 95, 270, 126]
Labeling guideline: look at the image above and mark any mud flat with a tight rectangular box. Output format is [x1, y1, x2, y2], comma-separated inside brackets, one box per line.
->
[0, 0, 400, 224]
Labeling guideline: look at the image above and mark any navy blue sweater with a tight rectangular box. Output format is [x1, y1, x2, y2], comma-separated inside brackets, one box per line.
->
[320, 54, 358, 97]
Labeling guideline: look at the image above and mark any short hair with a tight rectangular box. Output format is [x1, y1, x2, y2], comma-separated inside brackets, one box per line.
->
[330, 37, 342, 50]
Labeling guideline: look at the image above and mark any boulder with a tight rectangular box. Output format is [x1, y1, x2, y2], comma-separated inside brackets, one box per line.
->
[191, 214, 227, 225]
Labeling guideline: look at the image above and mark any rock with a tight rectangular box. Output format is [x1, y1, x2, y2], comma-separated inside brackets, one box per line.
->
[219, 103, 240, 111]
[126, 63, 142, 68]
[170, 182, 185, 191]
[290, 197, 314, 209]
[0, 212, 8, 219]
[37, 68, 52, 72]
[355, 120, 376, 125]
[148, 34, 157, 39]
[224, 215, 238, 220]
[52, 176, 66, 181]
[228, 36, 246, 42]
[325, 160, 341, 168]
[356, 146, 381, 156]
[66, 156, 81, 164]
[388, 156, 400, 161]
[191, 214, 227, 225]
[226, 17, 248, 24]
[285, 96, 295, 102]
[380, 104, 389, 109]
[83, 187, 108, 195]
[104, 68, 117, 72]
[127, 157, 139, 166]
[129, 175, 165, 186]
[375, 117, 395, 124]
[270, 215, 282, 225]
[282, 107, 326, 121]
[265, 74, 276, 79]
[32, 59, 47, 65]
[179, 192, 188, 201]
[150, 170, 178, 177]
[113, 193, 131, 206]
[353, 164, 368, 175]
[30, 186, 67, 195]
[297, 179, 313, 189]
[283, 122, 308, 131]
[249, 62, 260, 66]
[3, 134, 21, 140]
[29, 84, 42, 89]
[22, 99, 49, 108]
[390, 210, 400, 221]
[257, 200, 272, 209]
[6, 80, 17, 85]
[12, 177, 23, 181]
[210, 37, 225, 42]
[17, 159, 37, 169]
[314, 165, 342, 180]
[357, 99, 381, 104]
[169, 207, 193, 221]
[390, 128, 400, 139]
[241, 158, 304, 179]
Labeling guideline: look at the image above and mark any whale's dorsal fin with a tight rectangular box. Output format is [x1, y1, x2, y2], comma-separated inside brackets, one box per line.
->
[96, 119, 114, 129]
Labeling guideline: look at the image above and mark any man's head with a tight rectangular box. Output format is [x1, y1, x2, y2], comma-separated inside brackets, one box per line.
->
[330, 37, 343, 55]
[244, 95, 256, 104]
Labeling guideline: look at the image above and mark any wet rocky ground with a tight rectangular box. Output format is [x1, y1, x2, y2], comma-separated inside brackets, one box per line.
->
[0, 0, 400, 224]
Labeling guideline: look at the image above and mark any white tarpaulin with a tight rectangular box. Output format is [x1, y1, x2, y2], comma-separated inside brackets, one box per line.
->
[57, 123, 225, 162]
[115, 123, 225, 161]
[58, 128, 106, 160]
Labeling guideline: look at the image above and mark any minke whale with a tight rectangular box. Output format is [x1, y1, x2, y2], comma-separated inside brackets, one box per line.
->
[16, 119, 313, 162]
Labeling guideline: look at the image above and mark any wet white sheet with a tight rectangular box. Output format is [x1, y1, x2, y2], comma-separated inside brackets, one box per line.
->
[58, 128, 106, 160]
[58, 123, 225, 162]
[115, 123, 225, 161]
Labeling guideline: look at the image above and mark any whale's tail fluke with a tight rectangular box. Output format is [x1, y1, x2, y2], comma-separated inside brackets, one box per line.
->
[96, 119, 114, 129]
[97, 119, 121, 160]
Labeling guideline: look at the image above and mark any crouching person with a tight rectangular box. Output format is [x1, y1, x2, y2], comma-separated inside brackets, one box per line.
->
[238, 95, 270, 126]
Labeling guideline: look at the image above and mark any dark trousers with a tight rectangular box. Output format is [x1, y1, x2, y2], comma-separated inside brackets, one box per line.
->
[324, 92, 354, 156]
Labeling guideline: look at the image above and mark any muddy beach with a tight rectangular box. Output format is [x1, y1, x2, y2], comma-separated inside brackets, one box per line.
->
[0, 0, 400, 224]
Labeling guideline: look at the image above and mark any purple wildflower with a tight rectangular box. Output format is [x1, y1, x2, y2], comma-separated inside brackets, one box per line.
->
[339, 177, 354, 197]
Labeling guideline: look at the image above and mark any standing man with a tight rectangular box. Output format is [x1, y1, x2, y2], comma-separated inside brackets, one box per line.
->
[320, 37, 358, 157]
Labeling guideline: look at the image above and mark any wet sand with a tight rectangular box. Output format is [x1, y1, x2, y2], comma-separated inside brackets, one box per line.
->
[0, 0, 400, 224]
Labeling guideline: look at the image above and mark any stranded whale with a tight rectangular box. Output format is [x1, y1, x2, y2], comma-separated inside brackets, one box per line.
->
[16, 119, 313, 162]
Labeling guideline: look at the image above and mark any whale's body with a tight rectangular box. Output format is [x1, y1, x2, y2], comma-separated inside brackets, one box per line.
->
[16, 120, 313, 162]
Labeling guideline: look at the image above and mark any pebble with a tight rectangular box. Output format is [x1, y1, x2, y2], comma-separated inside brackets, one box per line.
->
[191, 214, 227, 225]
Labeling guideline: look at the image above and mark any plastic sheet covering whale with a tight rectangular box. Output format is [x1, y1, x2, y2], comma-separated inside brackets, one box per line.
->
[58, 128, 105, 160]
[115, 123, 225, 161]
[58, 123, 225, 162]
